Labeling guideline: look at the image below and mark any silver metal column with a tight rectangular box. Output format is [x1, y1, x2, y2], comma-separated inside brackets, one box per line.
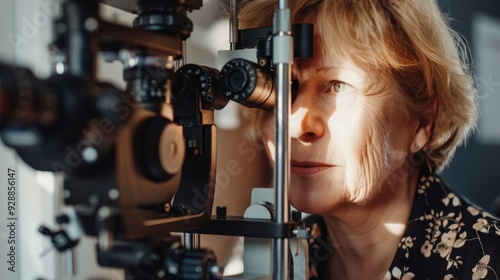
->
[183, 233, 201, 250]
[229, 0, 238, 50]
[273, 0, 292, 279]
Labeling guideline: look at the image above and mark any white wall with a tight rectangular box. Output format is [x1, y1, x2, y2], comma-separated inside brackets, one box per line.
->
[0, 5, 18, 279]
[0, 1, 59, 279]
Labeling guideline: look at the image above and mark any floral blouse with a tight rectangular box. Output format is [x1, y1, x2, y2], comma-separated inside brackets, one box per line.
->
[306, 172, 500, 279]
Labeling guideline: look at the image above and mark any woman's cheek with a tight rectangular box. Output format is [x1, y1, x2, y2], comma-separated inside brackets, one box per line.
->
[338, 140, 365, 198]
[328, 107, 384, 199]
[258, 111, 275, 161]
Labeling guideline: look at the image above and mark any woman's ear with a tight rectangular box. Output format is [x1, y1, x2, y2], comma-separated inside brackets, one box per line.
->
[411, 100, 437, 153]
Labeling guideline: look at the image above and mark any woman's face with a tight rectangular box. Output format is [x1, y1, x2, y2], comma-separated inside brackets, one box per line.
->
[258, 37, 420, 215]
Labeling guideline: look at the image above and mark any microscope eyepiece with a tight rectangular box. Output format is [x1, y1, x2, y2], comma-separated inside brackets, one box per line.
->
[225, 67, 248, 92]
[219, 58, 275, 111]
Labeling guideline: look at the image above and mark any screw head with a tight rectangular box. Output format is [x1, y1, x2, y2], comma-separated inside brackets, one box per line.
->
[216, 206, 227, 218]
[108, 188, 120, 200]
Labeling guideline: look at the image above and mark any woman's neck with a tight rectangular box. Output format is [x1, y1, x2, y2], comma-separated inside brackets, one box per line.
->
[323, 169, 420, 280]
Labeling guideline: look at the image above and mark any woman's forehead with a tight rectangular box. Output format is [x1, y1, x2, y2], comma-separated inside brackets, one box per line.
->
[292, 51, 368, 81]
[291, 23, 389, 89]
[292, 50, 392, 96]
[294, 31, 349, 68]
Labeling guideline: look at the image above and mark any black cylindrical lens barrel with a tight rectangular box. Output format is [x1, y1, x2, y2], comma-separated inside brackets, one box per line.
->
[0, 63, 58, 131]
[219, 59, 275, 111]
[174, 64, 229, 110]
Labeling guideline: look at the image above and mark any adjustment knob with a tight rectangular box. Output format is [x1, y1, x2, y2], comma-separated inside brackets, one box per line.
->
[175, 64, 229, 110]
[139, 117, 185, 182]
[179, 249, 222, 280]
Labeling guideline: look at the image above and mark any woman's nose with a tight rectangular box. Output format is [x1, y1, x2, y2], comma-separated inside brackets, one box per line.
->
[289, 99, 325, 142]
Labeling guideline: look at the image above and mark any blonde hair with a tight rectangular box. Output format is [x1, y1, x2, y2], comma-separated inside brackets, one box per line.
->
[238, 0, 478, 173]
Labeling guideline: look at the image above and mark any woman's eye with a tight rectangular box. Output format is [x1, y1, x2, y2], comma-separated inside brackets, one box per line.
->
[330, 81, 347, 93]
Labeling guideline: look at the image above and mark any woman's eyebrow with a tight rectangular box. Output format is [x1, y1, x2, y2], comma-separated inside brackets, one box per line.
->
[315, 66, 340, 73]
[292, 66, 340, 80]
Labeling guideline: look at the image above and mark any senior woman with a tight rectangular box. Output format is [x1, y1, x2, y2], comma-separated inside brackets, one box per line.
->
[237, 0, 500, 279]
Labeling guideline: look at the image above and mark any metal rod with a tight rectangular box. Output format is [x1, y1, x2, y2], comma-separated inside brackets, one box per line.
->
[64, 0, 98, 81]
[274, 62, 291, 225]
[272, 0, 292, 278]
[65, 249, 76, 278]
[229, 0, 238, 50]
[273, 63, 291, 280]
[176, 41, 187, 70]
[183, 233, 200, 249]
[182, 40, 187, 65]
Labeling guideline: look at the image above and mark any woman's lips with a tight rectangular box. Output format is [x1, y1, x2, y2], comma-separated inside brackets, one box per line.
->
[290, 161, 333, 176]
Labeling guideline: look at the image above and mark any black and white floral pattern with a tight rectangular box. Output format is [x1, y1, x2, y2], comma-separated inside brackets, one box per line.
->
[306, 171, 500, 279]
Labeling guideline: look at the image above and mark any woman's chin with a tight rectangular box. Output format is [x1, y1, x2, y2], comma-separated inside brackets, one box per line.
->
[289, 188, 337, 215]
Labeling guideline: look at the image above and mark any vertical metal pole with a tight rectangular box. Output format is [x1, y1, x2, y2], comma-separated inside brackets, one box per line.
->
[273, 0, 292, 279]
[182, 40, 187, 64]
[63, 0, 98, 81]
[176, 41, 187, 70]
[229, 0, 238, 50]
[65, 250, 76, 278]
[183, 233, 200, 250]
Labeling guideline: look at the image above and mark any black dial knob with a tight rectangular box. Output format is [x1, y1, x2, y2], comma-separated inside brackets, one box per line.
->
[175, 64, 229, 110]
[179, 249, 222, 280]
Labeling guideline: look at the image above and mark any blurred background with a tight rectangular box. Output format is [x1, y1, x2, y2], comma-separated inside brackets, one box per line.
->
[437, 0, 500, 217]
[0, 0, 498, 279]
